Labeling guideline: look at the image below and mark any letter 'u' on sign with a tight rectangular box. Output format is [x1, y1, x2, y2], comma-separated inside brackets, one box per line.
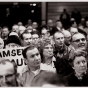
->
[0, 47, 26, 74]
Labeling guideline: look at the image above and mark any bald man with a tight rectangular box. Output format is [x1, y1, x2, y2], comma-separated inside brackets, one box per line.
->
[71, 33, 87, 49]
[70, 27, 78, 35]
[62, 30, 71, 46]
[12, 25, 19, 33]
[18, 26, 26, 36]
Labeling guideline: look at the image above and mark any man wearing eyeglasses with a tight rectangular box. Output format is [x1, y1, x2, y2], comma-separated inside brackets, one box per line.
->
[0, 59, 20, 87]
[71, 33, 87, 50]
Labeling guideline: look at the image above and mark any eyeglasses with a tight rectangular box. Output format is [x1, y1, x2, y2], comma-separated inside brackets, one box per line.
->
[73, 38, 86, 42]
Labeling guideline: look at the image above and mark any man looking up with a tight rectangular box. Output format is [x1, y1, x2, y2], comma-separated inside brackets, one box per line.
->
[19, 45, 46, 86]
[53, 31, 73, 76]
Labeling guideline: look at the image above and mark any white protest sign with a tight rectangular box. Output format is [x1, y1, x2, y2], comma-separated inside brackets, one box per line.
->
[0, 47, 27, 73]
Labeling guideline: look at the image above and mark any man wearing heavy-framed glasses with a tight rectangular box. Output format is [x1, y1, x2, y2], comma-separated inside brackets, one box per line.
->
[0, 59, 20, 87]
[71, 32, 87, 50]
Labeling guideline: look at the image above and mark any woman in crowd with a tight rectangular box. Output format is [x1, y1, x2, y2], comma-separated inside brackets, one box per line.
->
[65, 49, 88, 86]
[39, 37, 56, 73]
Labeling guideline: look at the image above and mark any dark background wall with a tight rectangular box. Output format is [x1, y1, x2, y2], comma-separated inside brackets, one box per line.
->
[47, 2, 88, 22]
[0, 2, 41, 26]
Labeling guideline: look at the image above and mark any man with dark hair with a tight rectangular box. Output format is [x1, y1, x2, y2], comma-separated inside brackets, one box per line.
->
[40, 26, 50, 38]
[20, 30, 32, 47]
[19, 45, 46, 86]
[0, 59, 20, 86]
[1, 26, 10, 46]
[53, 20, 64, 33]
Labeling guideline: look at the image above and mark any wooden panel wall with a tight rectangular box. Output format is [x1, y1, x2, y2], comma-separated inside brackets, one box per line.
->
[47, 2, 88, 22]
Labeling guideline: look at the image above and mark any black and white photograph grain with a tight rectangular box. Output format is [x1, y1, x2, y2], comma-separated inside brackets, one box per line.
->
[0, 1, 88, 87]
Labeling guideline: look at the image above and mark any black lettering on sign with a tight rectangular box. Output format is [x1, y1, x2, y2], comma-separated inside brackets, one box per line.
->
[0, 52, 2, 57]
[16, 59, 23, 66]
[3, 50, 10, 57]
[11, 49, 16, 56]
[11, 59, 15, 63]
[17, 49, 22, 56]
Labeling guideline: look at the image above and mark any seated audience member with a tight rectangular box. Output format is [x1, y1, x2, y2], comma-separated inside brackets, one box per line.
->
[80, 17, 85, 28]
[65, 50, 88, 86]
[12, 25, 19, 34]
[9, 31, 19, 37]
[53, 20, 65, 33]
[0, 37, 4, 49]
[39, 38, 56, 72]
[18, 22, 23, 26]
[78, 23, 84, 30]
[41, 20, 46, 26]
[0, 59, 20, 86]
[20, 30, 32, 47]
[26, 26, 33, 33]
[31, 71, 66, 87]
[40, 25, 50, 38]
[70, 20, 77, 28]
[71, 32, 87, 50]
[18, 26, 26, 37]
[25, 19, 32, 28]
[19, 45, 46, 86]
[62, 30, 71, 46]
[1, 26, 10, 45]
[70, 27, 78, 35]
[40, 26, 54, 46]
[32, 22, 38, 30]
[47, 19, 54, 35]
[31, 31, 39, 45]
[5, 35, 21, 48]
[53, 31, 74, 76]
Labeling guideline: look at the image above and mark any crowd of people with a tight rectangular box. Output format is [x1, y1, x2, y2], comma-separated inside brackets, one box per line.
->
[0, 8, 88, 86]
